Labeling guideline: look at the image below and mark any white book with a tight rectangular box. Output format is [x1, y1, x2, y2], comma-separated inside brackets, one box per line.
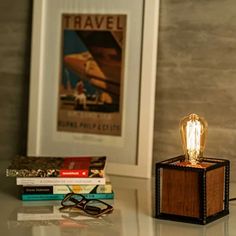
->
[16, 177, 105, 186]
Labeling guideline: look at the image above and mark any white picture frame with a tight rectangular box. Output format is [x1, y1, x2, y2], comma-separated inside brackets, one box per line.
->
[27, 0, 159, 178]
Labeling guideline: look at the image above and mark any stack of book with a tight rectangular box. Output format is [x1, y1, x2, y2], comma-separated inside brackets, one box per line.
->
[6, 155, 114, 201]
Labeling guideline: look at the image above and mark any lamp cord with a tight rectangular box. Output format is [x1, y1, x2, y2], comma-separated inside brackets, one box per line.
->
[229, 198, 236, 202]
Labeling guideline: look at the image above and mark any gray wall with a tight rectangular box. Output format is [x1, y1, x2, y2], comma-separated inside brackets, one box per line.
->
[0, 0, 31, 160]
[1, 0, 236, 180]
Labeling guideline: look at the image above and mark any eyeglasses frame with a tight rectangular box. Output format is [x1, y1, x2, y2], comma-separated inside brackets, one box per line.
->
[60, 193, 113, 217]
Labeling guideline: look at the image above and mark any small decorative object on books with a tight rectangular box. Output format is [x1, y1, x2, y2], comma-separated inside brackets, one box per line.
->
[155, 114, 230, 225]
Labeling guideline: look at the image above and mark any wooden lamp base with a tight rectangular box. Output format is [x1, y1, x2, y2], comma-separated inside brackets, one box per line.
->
[155, 156, 230, 225]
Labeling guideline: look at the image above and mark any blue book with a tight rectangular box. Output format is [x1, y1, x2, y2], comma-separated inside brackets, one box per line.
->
[21, 192, 114, 201]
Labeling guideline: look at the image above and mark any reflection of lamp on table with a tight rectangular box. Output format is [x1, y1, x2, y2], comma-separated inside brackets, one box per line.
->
[155, 114, 230, 225]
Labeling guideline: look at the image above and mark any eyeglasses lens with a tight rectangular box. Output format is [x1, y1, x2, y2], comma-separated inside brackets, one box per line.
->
[63, 194, 83, 206]
[84, 200, 110, 215]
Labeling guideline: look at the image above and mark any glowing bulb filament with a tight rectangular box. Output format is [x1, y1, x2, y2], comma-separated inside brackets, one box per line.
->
[186, 119, 201, 163]
[179, 113, 208, 165]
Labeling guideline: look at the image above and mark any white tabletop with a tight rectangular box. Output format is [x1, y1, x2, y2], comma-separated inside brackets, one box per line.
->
[1, 162, 236, 236]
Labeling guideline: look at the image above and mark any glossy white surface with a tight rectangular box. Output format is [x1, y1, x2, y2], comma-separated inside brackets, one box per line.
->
[1, 167, 236, 236]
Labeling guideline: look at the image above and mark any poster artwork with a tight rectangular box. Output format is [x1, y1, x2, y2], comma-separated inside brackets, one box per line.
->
[57, 14, 126, 136]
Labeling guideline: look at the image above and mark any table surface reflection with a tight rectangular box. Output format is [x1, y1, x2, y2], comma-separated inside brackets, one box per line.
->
[1, 163, 236, 236]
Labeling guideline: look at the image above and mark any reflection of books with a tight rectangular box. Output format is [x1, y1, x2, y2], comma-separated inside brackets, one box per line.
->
[22, 182, 112, 194]
[6, 156, 106, 178]
[21, 192, 114, 201]
[8, 203, 116, 229]
[16, 205, 93, 221]
[16, 177, 105, 186]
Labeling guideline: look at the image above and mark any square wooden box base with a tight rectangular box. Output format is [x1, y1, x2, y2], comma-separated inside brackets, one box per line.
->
[155, 156, 230, 225]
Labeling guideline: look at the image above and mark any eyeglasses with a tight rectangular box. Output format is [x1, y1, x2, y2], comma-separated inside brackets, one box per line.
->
[59, 193, 114, 217]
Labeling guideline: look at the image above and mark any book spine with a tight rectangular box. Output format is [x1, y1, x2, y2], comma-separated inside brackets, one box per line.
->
[22, 184, 112, 194]
[22, 186, 53, 194]
[6, 156, 106, 178]
[16, 177, 105, 186]
[53, 184, 112, 194]
[21, 192, 114, 201]
[7, 168, 101, 178]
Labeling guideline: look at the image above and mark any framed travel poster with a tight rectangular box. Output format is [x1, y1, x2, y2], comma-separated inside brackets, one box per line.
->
[27, 0, 160, 178]
[58, 14, 125, 136]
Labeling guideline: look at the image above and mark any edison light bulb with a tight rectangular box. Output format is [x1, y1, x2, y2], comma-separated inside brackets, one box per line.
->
[180, 113, 208, 165]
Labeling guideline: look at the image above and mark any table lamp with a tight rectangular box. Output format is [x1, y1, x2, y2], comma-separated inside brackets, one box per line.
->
[155, 113, 230, 225]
